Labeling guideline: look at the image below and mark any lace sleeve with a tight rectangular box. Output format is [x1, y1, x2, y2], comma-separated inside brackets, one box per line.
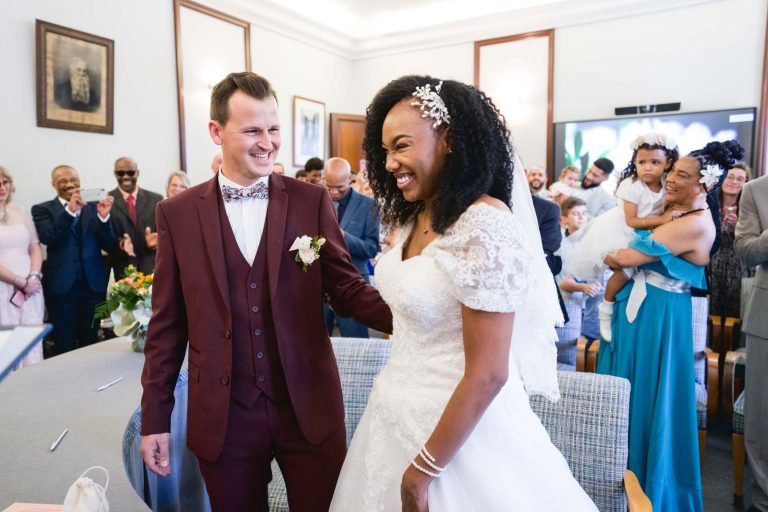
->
[426, 204, 530, 312]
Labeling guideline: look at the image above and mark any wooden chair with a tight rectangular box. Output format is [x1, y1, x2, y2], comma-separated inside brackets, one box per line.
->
[724, 349, 747, 507]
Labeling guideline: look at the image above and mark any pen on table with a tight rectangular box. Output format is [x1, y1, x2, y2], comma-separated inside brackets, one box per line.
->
[96, 376, 124, 391]
[50, 428, 68, 451]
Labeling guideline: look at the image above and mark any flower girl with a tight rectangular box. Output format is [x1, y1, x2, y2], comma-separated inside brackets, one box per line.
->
[564, 132, 680, 340]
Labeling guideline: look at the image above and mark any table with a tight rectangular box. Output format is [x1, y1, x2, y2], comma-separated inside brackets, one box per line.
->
[0, 337, 152, 509]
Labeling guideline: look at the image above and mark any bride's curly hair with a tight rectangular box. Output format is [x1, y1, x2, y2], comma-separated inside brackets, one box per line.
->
[363, 75, 515, 234]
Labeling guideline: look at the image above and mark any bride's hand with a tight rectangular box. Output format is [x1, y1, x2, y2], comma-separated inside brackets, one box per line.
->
[401, 466, 430, 512]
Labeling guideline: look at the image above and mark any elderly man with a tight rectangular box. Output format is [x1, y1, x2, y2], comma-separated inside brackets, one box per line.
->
[527, 165, 550, 199]
[322, 157, 381, 337]
[54, 57, 100, 112]
[108, 157, 164, 278]
[32, 165, 131, 355]
[735, 174, 768, 512]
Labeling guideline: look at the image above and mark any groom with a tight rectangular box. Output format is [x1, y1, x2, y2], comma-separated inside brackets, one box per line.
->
[140, 72, 392, 511]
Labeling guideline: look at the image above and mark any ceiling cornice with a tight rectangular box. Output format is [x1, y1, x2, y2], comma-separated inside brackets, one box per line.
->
[204, 0, 721, 61]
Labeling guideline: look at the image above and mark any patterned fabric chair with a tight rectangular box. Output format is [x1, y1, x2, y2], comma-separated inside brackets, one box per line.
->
[555, 289, 584, 371]
[124, 337, 650, 511]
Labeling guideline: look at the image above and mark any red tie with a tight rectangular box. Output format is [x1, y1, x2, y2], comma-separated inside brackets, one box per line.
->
[126, 195, 137, 225]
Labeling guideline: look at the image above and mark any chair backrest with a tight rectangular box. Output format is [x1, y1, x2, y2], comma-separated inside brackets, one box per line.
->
[124, 338, 631, 512]
[530, 371, 630, 512]
[555, 291, 584, 369]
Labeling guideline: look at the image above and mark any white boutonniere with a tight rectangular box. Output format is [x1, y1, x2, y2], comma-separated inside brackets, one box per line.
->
[698, 164, 723, 188]
[289, 235, 326, 272]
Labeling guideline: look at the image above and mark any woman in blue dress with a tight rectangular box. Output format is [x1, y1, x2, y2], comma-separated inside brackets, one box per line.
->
[597, 140, 744, 511]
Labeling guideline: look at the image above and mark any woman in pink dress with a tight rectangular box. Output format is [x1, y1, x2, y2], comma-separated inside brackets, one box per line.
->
[0, 166, 45, 368]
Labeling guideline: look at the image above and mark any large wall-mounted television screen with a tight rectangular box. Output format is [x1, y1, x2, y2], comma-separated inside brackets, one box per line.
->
[552, 107, 756, 184]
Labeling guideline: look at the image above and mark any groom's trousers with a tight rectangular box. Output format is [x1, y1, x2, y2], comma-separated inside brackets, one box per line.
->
[197, 393, 347, 511]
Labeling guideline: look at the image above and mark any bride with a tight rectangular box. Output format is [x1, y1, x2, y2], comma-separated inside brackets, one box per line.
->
[329, 76, 597, 511]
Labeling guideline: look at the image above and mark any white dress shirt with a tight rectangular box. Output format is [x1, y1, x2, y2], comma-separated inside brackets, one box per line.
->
[218, 171, 269, 265]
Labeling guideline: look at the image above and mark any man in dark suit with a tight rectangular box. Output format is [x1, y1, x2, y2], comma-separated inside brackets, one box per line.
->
[32, 165, 132, 355]
[322, 157, 380, 338]
[139, 72, 392, 511]
[108, 156, 163, 278]
[532, 194, 569, 323]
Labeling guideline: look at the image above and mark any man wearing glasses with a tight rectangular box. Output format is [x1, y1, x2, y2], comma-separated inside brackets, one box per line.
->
[108, 157, 163, 278]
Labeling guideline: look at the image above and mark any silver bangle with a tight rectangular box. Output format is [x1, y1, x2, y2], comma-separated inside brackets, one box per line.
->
[28, 272, 43, 280]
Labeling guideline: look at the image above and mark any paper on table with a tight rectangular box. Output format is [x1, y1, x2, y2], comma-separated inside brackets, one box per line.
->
[2, 504, 63, 512]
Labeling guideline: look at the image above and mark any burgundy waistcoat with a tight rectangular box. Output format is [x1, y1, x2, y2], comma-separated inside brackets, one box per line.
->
[218, 196, 289, 407]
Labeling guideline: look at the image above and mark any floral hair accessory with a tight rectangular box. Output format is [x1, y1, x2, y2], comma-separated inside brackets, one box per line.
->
[289, 235, 326, 272]
[630, 132, 677, 151]
[699, 164, 724, 187]
[411, 81, 451, 129]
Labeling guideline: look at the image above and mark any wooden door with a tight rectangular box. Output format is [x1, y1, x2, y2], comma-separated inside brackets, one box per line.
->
[330, 113, 365, 172]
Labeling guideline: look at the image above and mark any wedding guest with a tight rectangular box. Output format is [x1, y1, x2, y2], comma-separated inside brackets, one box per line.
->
[526, 165, 549, 199]
[599, 141, 744, 510]
[709, 163, 754, 317]
[166, 171, 191, 199]
[304, 157, 324, 184]
[108, 156, 163, 278]
[32, 165, 125, 356]
[0, 166, 44, 367]
[273, 162, 285, 175]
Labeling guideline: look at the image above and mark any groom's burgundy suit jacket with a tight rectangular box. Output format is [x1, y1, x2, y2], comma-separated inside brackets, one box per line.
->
[140, 172, 392, 462]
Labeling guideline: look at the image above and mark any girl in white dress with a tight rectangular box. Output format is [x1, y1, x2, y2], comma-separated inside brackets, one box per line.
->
[564, 133, 680, 339]
[330, 76, 597, 511]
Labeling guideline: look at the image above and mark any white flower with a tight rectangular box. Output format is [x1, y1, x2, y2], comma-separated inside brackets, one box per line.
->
[132, 306, 152, 327]
[289, 235, 312, 252]
[289, 234, 324, 271]
[699, 164, 724, 187]
[630, 132, 677, 151]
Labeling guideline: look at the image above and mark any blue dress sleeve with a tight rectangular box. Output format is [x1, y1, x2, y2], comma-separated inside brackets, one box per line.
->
[629, 230, 707, 289]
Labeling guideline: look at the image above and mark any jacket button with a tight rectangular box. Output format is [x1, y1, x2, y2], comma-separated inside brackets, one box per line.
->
[251, 305, 260, 313]
[258, 375, 265, 383]
[256, 351, 264, 359]
[220, 376, 229, 385]
[250, 283, 258, 289]
[254, 329, 262, 336]
[224, 329, 231, 339]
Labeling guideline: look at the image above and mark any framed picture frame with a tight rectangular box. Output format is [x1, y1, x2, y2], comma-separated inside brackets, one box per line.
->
[36, 20, 114, 134]
[293, 96, 326, 167]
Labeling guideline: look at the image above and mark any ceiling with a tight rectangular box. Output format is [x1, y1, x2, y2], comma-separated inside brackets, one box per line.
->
[212, 0, 717, 59]
[257, 0, 565, 39]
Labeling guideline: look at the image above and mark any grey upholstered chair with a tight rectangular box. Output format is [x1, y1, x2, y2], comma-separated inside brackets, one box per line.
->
[124, 337, 649, 511]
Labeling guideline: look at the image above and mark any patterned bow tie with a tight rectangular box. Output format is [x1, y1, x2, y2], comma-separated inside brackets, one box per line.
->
[222, 182, 269, 202]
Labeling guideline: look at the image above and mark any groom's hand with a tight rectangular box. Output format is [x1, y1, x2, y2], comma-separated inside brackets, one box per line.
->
[141, 433, 172, 476]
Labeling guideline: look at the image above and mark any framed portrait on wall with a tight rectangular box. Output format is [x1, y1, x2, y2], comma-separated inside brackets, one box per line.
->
[36, 20, 114, 134]
[293, 96, 326, 167]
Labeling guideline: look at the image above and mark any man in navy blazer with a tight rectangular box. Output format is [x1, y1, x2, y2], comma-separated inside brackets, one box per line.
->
[532, 194, 569, 324]
[323, 157, 380, 337]
[32, 165, 130, 355]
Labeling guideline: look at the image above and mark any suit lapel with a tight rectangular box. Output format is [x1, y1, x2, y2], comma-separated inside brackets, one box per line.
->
[266, 173, 287, 303]
[339, 190, 359, 231]
[197, 179, 231, 314]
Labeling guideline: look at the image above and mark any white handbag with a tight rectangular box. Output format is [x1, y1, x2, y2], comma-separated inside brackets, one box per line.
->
[62, 466, 109, 512]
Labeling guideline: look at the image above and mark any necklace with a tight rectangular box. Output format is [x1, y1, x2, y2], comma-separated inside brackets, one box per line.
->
[421, 210, 430, 234]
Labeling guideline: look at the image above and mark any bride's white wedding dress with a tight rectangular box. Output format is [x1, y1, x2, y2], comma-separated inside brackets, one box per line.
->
[330, 203, 597, 511]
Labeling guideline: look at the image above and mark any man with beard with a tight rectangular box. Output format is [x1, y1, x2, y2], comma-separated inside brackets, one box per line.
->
[54, 57, 100, 113]
[108, 157, 163, 278]
[526, 165, 549, 199]
[572, 158, 616, 219]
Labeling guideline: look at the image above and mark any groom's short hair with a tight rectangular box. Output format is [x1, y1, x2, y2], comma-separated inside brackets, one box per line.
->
[210, 71, 277, 126]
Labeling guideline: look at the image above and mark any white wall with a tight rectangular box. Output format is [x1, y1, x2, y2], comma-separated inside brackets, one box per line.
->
[249, 26, 356, 171]
[350, 43, 474, 114]
[0, 0, 179, 210]
[554, 0, 766, 122]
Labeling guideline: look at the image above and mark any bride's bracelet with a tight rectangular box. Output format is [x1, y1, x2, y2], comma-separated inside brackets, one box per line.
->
[410, 444, 447, 477]
[410, 459, 441, 478]
[418, 446, 447, 472]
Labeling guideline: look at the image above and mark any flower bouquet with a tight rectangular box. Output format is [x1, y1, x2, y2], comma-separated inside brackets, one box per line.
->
[94, 265, 153, 352]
